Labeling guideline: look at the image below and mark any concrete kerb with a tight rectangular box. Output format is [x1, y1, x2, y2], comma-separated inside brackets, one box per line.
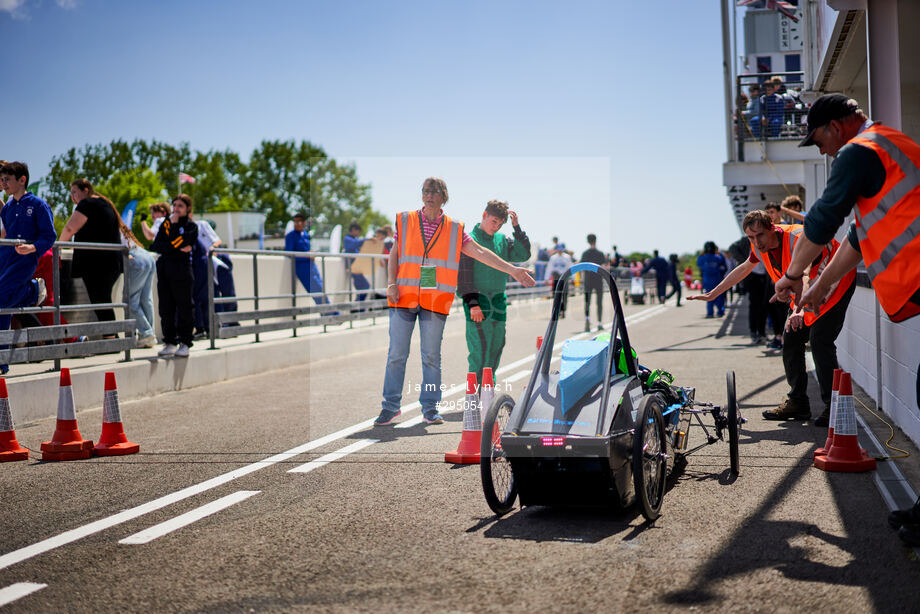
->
[7, 335, 307, 424]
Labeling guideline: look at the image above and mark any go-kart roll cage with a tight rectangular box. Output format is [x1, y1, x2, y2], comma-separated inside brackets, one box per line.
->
[512, 262, 635, 437]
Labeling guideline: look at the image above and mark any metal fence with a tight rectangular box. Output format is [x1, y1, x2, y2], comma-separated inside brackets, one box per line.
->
[0, 241, 662, 371]
[204, 249, 562, 345]
[0, 239, 135, 371]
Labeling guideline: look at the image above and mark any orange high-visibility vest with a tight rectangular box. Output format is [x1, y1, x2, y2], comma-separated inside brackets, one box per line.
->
[751, 224, 855, 326]
[388, 210, 464, 315]
[847, 124, 920, 322]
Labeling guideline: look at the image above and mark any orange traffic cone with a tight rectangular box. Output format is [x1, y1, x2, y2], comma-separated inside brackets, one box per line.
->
[93, 372, 139, 456]
[814, 372, 876, 472]
[0, 378, 28, 462]
[444, 373, 482, 464]
[814, 368, 843, 460]
[41, 368, 93, 461]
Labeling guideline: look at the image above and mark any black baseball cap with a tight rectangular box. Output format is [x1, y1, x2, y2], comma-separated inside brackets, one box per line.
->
[799, 94, 861, 147]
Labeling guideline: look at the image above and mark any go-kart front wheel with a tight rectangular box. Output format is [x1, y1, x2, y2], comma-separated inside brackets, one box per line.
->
[480, 393, 518, 516]
[726, 370, 740, 476]
[632, 393, 667, 522]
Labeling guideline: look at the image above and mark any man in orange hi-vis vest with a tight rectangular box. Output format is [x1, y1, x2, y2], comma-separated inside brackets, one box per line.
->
[689, 210, 855, 426]
[772, 95, 920, 549]
[774, 94, 920, 322]
[374, 177, 535, 427]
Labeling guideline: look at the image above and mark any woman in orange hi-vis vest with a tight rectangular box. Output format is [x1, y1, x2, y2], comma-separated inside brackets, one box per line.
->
[373, 177, 535, 427]
[689, 210, 855, 427]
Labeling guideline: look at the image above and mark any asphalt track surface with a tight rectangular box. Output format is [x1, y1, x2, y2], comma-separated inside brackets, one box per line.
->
[0, 294, 917, 613]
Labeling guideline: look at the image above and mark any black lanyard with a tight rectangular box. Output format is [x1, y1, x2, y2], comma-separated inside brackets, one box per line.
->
[418, 210, 444, 261]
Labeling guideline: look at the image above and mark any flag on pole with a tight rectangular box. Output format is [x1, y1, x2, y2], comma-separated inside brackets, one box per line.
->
[121, 199, 138, 227]
[736, 0, 798, 22]
[179, 172, 197, 184]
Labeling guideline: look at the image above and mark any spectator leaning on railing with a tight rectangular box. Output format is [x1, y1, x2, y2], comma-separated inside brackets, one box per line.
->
[60, 179, 124, 328]
[0, 161, 54, 375]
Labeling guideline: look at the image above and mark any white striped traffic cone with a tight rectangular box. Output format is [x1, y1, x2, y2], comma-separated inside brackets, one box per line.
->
[0, 378, 28, 462]
[444, 373, 482, 464]
[93, 372, 139, 456]
[40, 368, 93, 461]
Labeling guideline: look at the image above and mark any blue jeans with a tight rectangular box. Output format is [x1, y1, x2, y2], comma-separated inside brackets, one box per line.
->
[352, 273, 369, 302]
[126, 248, 156, 338]
[381, 307, 447, 416]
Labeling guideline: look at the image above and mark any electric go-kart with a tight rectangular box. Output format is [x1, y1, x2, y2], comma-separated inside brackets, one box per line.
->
[480, 262, 743, 521]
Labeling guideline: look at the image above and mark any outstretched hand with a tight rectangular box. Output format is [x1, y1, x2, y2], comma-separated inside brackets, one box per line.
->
[687, 292, 715, 302]
[512, 267, 535, 287]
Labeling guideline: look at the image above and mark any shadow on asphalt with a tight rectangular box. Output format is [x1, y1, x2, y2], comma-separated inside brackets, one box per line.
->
[662, 449, 910, 611]
[471, 504, 647, 544]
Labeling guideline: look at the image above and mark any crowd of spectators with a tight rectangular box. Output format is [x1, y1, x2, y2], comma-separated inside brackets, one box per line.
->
[0, 161, 244, 368]
[739, 75, 811, 140]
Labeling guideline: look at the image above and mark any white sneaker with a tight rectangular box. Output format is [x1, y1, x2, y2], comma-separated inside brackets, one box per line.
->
[174, 343, 190, 358]
[34, 278, 47, 306]
[158, 344, 177, 358]
[136, 335, 157, 348]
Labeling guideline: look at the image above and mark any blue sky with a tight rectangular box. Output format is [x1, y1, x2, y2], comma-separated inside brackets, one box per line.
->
[2, 0, 742, 256]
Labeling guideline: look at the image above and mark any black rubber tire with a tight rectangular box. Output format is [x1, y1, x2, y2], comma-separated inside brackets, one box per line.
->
[480, 393, 518, 516]
[726, 370, 740, 476]
[632, 393, 667, 521]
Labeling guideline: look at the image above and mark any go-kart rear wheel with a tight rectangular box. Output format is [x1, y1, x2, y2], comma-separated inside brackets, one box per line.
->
[632, 393, 667, 522]
[480, 393, 518, 516]
[726, 370, 740, 475]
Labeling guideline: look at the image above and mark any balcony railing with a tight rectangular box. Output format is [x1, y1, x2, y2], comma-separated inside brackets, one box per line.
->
[734, 72, 810, 161]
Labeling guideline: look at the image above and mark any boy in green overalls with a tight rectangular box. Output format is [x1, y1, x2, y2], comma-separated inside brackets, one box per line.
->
[458, 200, 531, 385]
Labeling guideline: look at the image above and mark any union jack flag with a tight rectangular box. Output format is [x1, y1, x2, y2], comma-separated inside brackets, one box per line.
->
[737, 0, 799, 23]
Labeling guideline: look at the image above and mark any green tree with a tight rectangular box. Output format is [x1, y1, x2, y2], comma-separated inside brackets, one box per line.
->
[95, 168, 167, 243]
[42, 137, 388, 236]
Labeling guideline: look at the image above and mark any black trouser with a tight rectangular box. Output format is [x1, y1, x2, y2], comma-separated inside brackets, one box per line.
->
[764, 276, 788, 336]
[584, 284, 603, 320]
[664, 276, 681, 305]
[782, 283, 855, 409]
[745, 272, 768, 337]
[83, 270, 121, 322]
[552, 273, 568, 316]
[157, 260, 194, 346]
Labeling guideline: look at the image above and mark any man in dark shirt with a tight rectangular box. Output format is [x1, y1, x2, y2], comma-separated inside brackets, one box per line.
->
[641, 250, 670, 304]
[580, 234, 607, 331]
[151, 194, 199, 358]
[775, 94, 920, 321]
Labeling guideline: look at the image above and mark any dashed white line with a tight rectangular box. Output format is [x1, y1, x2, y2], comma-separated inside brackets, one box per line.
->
[0, 582, 47, 607]
[0, 301, 669, 572]
[288, 439, 378, 473]
[119, 490, 260, 545]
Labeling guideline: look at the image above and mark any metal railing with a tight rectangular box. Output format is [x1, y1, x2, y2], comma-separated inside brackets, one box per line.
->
[735, 72, 810, 161]
[0, 239, 135, 371]
[0, 242, 660, 369]
[205, 249, 556, 346]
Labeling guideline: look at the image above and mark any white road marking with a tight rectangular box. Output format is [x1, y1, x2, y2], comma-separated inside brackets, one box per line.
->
[288, 439, 378, 473]
[119, 490, 260, 545]
[0, 301, 669, 572]
[0, 582, 47, 607]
